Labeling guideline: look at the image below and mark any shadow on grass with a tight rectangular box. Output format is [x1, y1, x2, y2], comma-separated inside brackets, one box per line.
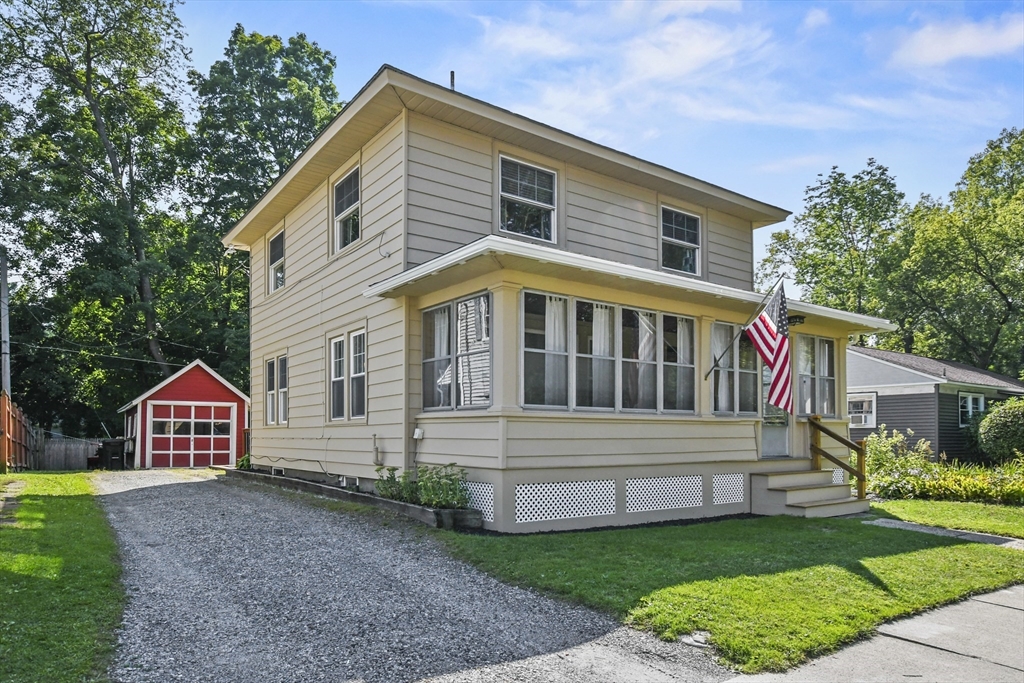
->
[0, 475, 123, 683]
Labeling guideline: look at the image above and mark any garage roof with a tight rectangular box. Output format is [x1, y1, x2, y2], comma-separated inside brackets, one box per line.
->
[118, 360, 251, 413]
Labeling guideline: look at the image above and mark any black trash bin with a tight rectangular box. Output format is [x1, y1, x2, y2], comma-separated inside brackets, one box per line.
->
[100, 439, 126, 470]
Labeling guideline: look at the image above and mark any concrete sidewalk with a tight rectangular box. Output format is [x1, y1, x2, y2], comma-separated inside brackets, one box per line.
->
[729, 585, 1024, 683]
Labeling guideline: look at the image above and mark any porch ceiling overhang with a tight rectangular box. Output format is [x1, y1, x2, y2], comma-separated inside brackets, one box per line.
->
[222, 65, 790, 249]
[363, 236, 897, 335]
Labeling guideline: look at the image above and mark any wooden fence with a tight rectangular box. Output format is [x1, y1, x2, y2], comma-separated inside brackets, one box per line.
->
[33, 438, 99, 471]
[1, 391, 40, 474]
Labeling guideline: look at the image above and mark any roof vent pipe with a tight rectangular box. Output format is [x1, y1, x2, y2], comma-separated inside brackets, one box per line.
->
[450, 70, 455, 91]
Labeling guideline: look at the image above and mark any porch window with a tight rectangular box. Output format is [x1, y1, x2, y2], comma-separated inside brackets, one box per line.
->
[350, 331, 366, 418]
[422, 294, 492, 410]
[500, 157, 555, 243]
[663, 315, 695, 412]
[330, 337, 345, 420]
[849, 393, 876, 428]
[797, 336, 835, 416]
[333, 168, 360, 252]
[621, 308, 657, 411]
[523, 292, 568, 407]
[575, 300, 615, 409]
[268, 230, 285, 292]
[711, 322, 758, 415]
[661, 207, 700, 275]
[959, 392, 984, 427]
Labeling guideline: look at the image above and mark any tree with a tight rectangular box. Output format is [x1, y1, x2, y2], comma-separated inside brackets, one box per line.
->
[758, 159, 907, 345]
[0, 0, 189, 378]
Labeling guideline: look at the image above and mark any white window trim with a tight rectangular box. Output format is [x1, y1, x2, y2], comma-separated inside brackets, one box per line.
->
[660, 205, 702, 277]
[422, 293, 494, 412]
[329, 336, 346, 421]
[266, 354, 287, 426]
[267, 229, 285, 294]
[519, 290, 699, 415]
[333, 166, 360, 255]
[848, 392, 877, 429]
[498, 155, 557, 244]
[958, 391, 985, 427]
[349, 329, 367, 420]
[796, 335, 837, 417]
[711, 322, 760, 417]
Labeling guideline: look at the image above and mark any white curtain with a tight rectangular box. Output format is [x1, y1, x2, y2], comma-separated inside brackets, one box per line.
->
[592, 304, 612, 356]
[592, 304, 614, 406]
[712, 323, 733, 411]
[434, 307, 450, 359]
[544, 296, 567, 405]
[678, 318, 693, 365]
[637, 311, 656, 408]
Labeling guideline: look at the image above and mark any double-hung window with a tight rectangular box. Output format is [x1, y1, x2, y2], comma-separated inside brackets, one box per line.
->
[621, 308, 657, 411]
[500, 157, 556, 242]
[266, 354, 287, 425]
[959, 392, 984, 427]
[350, 330, 366, 419]
[268, 231, 285, 292]
[711, 323, 758, 415]
[523, 292, 568, 407]
[422, 294, 492, 411]
[334, 168, 360, 252]
[797, 336, 835, 416]
[661, 207, 700, 275]
[848, 393, 876, 428]
[330, 337, 345, 420]
[663, 316, 696, 412]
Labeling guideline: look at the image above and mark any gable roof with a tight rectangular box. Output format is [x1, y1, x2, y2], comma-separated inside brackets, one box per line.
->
[117, 360, 251, 413]
[849, 347, 1024, 393]
[223, 65, 790, 248]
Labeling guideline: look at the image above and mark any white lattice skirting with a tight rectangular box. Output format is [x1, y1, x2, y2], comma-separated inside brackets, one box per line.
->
[712, 473, 744, 505]
[832, 468, 846, 485]
[463, 481, 495, 522]
[626, 475, 702, 513]
[515, 480, 616, 524]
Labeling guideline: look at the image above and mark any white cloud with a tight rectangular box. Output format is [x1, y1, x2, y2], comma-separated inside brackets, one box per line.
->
[891, 14, 1024, 67]
[756, 154, 832, 173]
[800, 8, 830, 32]
[480, 17, 578, 59]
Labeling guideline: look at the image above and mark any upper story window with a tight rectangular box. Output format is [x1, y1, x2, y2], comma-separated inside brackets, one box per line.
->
[661, 207, 700, 275]
[849, 393, 876, 428]
[711, 322, 758, 415]
[268, 230, 285, 292]
[500, 157, 555, 243]
[797, 335, 835, 417]
[959, 392, 984, 427]
[422, 294, 492, 411]
[334, 168, 360, 252]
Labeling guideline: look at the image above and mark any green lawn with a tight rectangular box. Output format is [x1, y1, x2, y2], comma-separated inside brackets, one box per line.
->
[0, 473, 124, 683]
[872, 500, 1024, 539]
[439, 516, 1024, 672]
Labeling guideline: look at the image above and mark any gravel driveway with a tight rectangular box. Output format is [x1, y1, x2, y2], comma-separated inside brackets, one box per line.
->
[95, 470, 729, 683]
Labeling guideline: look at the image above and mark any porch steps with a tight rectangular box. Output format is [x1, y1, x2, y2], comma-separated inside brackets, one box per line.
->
[751, 470, 869, 518]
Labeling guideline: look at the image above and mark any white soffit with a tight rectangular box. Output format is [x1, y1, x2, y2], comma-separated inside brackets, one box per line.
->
[363, 236, 897, 333]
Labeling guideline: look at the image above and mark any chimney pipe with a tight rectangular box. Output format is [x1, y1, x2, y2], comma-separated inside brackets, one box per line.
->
[450, 70, 455, 91]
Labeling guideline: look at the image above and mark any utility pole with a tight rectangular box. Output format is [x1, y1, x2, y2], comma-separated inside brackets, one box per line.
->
[1, 245, 9, 396]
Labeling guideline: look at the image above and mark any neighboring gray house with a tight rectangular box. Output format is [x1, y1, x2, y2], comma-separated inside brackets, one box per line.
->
[222, 65, 895, 532]
[847, 347, 1024, 459]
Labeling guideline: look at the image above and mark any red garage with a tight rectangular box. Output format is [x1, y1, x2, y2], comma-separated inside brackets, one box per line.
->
[119, 360, 250, 469]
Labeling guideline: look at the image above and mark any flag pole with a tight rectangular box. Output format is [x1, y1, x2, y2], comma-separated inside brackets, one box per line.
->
[703, 275, 785, 382]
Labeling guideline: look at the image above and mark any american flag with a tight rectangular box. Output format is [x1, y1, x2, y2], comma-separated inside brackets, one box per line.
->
[745, 282, 793, 414]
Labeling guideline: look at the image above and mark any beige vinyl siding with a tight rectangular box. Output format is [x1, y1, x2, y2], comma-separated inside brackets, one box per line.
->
[707, 209, 754, 290]
[504, 417, 757, 469]
[564, 167, 659, 268]
[414, 415, 501, 469]
[248, 113, 407, 479]
[406, 114, 492, 267]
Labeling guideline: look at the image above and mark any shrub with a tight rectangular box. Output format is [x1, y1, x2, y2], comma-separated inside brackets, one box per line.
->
[373, 464, 469, 508]
[979, 397, 1024, 464]
[237, 453, 251, 470]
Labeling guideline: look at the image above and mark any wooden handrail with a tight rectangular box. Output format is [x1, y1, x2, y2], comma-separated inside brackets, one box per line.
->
[808, 415, 867, 500]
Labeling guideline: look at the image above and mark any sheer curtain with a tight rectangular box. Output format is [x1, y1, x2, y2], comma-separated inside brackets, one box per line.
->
[637, 312, 656, 409]
[544, 296, 567, 405]
[592, 304, 613, 406]
[712, 323, 733, 412]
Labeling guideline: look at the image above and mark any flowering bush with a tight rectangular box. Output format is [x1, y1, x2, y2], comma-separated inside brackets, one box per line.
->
[867, 425, 1024, 505]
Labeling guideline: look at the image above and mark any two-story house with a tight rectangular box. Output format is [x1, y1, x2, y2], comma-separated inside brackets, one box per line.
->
[222, 66, 895, 532]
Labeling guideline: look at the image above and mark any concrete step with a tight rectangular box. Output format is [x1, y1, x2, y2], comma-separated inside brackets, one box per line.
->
[788, 497, 870, 518]
[768, 482, 855, 505]
[751, 469, 835, 489]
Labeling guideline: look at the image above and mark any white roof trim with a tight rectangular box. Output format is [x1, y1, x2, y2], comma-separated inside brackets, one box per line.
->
[117, 359, 251, 413]
[363, 236, 897, 332]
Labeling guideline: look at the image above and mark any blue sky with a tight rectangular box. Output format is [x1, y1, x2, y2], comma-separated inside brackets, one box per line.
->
[180, 1, 1024, 267]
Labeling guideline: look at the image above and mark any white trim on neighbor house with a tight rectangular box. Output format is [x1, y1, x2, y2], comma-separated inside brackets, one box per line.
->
[848, 392, 877, 429]
[958, 391, 985, 428]
[116, 359, 251, 413]
[847, 347, 947, 384]
[362, 235, 897, 333]
[848, 383, 936, 396]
